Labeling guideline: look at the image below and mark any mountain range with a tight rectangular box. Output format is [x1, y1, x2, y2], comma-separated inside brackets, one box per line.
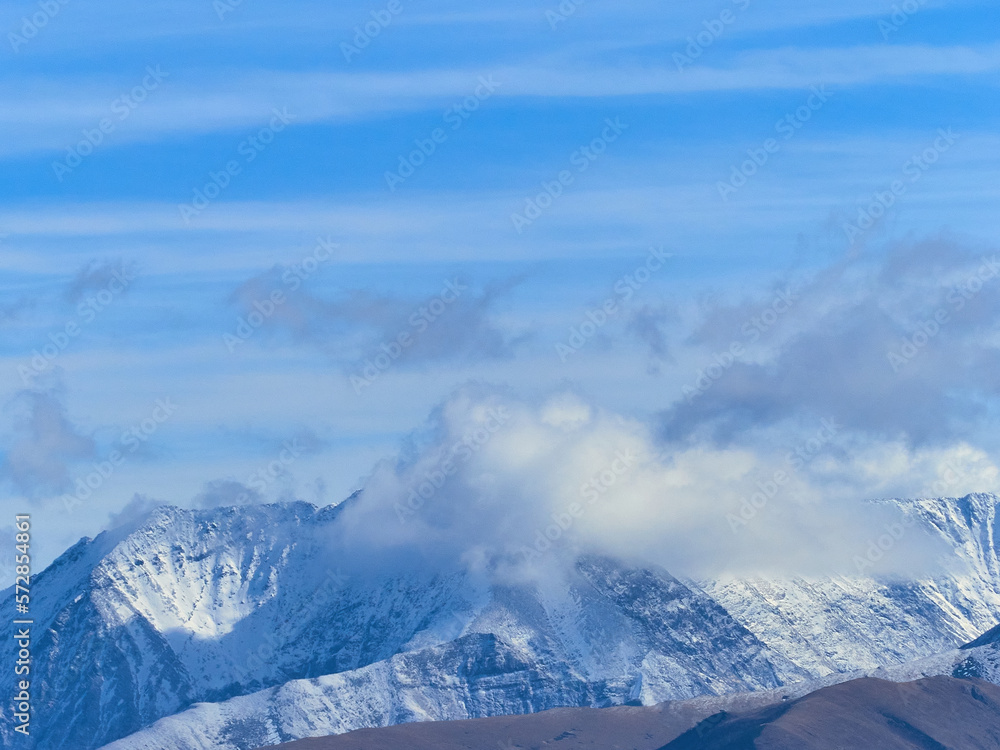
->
[2, 492, 999, 750]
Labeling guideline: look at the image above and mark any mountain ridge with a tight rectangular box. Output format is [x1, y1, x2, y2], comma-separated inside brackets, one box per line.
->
[3, 493, 999, 750]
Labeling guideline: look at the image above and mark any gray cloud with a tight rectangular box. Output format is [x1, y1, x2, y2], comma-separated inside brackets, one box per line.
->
[657, 238, 1000, 448]
[0, 297, 34, 326]
[107, 493, 165, 530]
[192, 479, 263, 509]
[626, 303, 679, 370]
[0, 387, 97, 498]
[226, 267, 530, 367]
[283, 427, 327, 456]
[63, 259, 136, 304]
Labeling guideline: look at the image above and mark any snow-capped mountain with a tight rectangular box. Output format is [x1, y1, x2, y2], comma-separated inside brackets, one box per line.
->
[0, 500, 798, 750]
[3, 493, 999, 750]
[99, 625, 1000, 750]
[706, 493, 1000, 675]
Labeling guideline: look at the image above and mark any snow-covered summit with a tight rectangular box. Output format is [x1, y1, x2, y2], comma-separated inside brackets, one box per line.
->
[3, 494, 999, 750]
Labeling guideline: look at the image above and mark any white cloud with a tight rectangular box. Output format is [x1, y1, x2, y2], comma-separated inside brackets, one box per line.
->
[328, 385, 978, 581]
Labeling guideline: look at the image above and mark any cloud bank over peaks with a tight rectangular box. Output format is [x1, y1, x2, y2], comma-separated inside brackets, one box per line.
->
[325, 384, 986, 582]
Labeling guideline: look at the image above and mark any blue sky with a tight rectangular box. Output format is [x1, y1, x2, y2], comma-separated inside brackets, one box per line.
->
[2, 0, 1000, 571]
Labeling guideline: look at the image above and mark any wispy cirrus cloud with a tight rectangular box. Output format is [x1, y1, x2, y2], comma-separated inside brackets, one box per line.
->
[2, 43, 999, 157]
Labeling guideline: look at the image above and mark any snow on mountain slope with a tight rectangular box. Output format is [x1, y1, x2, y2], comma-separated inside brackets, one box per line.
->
[97, 633, 590, 750]
[0, 501, 797, 750]
[704, 493, 1000, 676]
[0, 501, 472, 750]
[955, 643, 1000, 684]
[563, 556, 807, 701]
[92, 555, 812, 750]
[98, 632, 1000, 750]
[6, 493, 1000, 750]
